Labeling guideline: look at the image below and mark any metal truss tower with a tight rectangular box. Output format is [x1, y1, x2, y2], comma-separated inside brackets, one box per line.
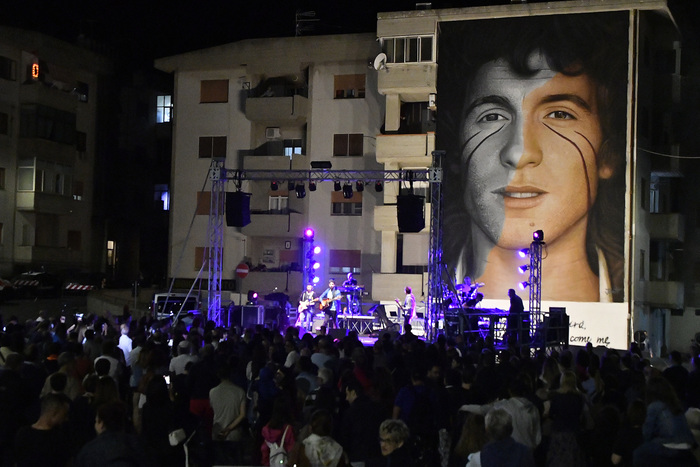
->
[207, 159, 225, 326]
[528, 238, 544, 340]
[427, 151, 445, 341]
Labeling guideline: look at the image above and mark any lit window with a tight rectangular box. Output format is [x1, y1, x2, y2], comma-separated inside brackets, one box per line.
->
[154, 184, 169, 210]
[284, 139, 303, 157]
[269, 196, 289, 213]
[73, 181, 83, 201]
[157, 95, 172, 123]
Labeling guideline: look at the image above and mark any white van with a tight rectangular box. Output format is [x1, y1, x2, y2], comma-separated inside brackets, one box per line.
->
[150, 292, 200, 320]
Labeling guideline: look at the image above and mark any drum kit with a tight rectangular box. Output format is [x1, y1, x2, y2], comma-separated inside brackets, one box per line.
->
[339, 285, 364, 315]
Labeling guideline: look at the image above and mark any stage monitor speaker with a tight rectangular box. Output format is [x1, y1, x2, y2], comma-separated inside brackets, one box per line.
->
[397, 194, 425, 232]
[241, 305, 264, 329]
[226, 191, 252, 227]
[329, 328, 347, 340]
[547, 307, 569, 345]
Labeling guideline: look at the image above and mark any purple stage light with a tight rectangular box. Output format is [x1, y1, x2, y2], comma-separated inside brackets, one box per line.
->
[519, 281, 528, 290]
[312, 276, 320, 284]
[312, 262, 320, 270]
[518, 249, 528, 258]
[313, 246, 321, 255]
[304, 228, 314, 239]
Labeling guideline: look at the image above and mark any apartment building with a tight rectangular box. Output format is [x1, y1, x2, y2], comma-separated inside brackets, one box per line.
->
[0, 27, 111, 277]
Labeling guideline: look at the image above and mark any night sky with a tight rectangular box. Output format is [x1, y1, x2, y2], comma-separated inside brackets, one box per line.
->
[0, 0, 458, 62]
[2, 1, 697, 63]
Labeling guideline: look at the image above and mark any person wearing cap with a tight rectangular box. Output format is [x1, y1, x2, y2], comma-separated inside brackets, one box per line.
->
[169, 340, 199, 376]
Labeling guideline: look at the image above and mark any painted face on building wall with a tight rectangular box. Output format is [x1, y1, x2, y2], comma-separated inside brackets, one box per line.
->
[460, 51, 610, 252]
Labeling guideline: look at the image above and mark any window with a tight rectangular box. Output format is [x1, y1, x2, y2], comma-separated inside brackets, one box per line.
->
[0, 111, 8, 135]
[20, 104, 76, 145]
[67, 230, 81, 250]
[157, 95, 172, 123]
[334, 74, 365, 99]
[0, 167, 4, 190]
[0, 56, 16, 81]
[196, 192, 211, 215]
[76, 131, 87, 159]
[17, 166, 34, 191]
[269, 195, 289, 213]
[154, 184, 169, 210]
[107, 240, 116, 266]
[382, 36, 434, 63]
[284, 139, 303, 157]
[328, 249, 361, 274]
[331, 191, 362, 216]
[75, 82, 89, 102]
[73, 181, 83, 201]
[333, 133, 363, 157]
[200, 80, 229, 103]
[199, 136, 227, 158]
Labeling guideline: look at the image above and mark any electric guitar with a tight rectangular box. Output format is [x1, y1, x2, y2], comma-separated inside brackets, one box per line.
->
[297, 297, 319, 313]
[319, 294, 340, 312]
[395, 298, 406, 314]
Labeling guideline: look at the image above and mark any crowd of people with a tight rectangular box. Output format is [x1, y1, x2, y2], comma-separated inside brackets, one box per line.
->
[1, 309, 700, 467]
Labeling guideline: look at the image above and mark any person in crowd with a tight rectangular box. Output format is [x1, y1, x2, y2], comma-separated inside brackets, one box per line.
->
[633, 376, 698, 467]
[366, 419, 414, 467]
[14, 393, 72, 467]
[74, 400, 150, 467]
[261, 393, 296, 466]
[210, 360, 247, 465]
[295, 409, 348, 467]
[467, 407, 536, 467]
[611, 399, 646, 467]
[341, 376, 384, 464]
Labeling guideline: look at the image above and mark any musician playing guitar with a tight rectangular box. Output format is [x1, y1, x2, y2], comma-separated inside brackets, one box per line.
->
[296, 284, 318, 330]
[394, 286, 416, 330]
[319, 279, 341, 329]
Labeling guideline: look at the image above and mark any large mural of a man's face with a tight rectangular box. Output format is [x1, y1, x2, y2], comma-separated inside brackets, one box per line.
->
[439, 13, 629, 303]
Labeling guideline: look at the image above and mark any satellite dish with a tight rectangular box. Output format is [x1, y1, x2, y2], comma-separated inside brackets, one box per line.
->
[373, 53, 388, 71]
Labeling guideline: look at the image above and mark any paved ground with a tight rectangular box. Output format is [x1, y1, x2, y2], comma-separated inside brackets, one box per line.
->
[0, 294, 88, 327]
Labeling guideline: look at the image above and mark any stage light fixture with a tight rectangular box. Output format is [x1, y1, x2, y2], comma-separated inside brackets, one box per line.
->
[312, 276, 320, 284]
[312, 261, 320, 270]
[519, 281, 529, 290]
[270, 181, 278, 191]
[334, 180, 342, 191]
[304, 228, 314, 240]
[343, 183, 353, 199]
[518, 265, 529, 274]
[313, 246, 321, 254]
[533, 230, 544, 242]
[295, 183, 306, 199]
[355, 181, 364, 192]
[246, 290, 258, 304]
[375, 181, 383, 192]
[309, 181, 317, 191]
[288, 181, 296, 191]
[518, 248, 529, 258]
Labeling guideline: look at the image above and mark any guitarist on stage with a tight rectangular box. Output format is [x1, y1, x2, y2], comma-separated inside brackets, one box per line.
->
[319, 279, 342, 329]
[395, 286, 416, 330]
[296, 284, 317, 331]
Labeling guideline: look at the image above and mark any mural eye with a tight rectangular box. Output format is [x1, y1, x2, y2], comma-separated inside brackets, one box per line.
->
[478, 113, 507, 123]
[546, 110, 575, 120]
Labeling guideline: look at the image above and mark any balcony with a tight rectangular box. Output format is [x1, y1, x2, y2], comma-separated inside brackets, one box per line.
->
[17, 138, 75, 165]
[377, 63, 437, 101]
[16, 192, 74, 214]
[241, 211, 305, 237]
[645, 280, 684, 309]
[649, 213, 685, 241]
[14, 245, 80, 265]
[376, 133, 434, 166]
[245, 95, 308, 125]
[19, 82, 80, 112]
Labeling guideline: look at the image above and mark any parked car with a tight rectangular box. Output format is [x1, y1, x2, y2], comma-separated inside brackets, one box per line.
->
[12, 271, 62, 298]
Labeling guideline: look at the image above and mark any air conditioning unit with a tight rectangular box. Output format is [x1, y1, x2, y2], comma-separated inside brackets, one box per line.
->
[265, 127, 281, 139]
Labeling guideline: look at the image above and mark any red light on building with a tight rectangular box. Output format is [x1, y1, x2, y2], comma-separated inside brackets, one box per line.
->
[31, 63, 39, 79]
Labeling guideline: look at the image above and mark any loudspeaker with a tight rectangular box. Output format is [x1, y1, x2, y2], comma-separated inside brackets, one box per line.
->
[241, 305, 264, 329]
[226, 191, 251, 227]
[547, 307, 569, 345]
[397, 194, 425, 232]
[329, 328, 347, 340]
